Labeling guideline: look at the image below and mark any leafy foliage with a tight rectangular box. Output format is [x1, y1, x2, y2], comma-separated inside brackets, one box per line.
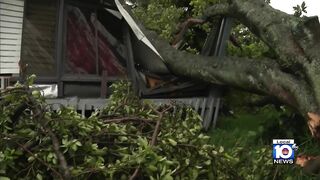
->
[189, 0, 227, 17]
[293, 1, 307, 17]
[1, 78, 319, 179]
[133, 0, 184, 41]
[132, 0, 221, 52]
[227, 24, 275, 59]
[0, 80, 241, 179]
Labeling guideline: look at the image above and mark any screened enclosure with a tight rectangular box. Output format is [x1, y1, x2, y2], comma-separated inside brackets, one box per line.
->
[1, 0, 232, 102]
[19, 0, 128, 97]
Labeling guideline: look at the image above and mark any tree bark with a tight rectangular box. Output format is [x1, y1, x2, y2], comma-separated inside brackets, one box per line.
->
[122, 0, 320, 139]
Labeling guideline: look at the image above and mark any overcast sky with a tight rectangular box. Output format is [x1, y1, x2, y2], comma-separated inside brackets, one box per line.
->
[270, 0, 320, 17]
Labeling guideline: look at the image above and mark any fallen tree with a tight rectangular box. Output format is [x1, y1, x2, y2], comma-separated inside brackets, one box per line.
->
[124, 0, 320, 140]
[0, 80, 248, 179]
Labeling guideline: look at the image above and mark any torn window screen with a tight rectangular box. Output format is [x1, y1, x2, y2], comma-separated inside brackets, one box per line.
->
[66, 6, 126, 76]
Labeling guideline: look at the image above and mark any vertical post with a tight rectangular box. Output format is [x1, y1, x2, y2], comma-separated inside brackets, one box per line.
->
[212, 98, 221, 128]
[100, 70, 108, 98]
[56, 0, 65, 97]
[0, 77, 4, 89]
[203, 95, 215, 130]
[93, 12, 99, 75]
[123, 23, 139, 95]
[19, 0, 27, 83]
[201, 17, 233, 129]
[81, 104, 86, 118]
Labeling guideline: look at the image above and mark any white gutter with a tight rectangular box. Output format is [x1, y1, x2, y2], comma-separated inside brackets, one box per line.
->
[114, 0, 163, 59]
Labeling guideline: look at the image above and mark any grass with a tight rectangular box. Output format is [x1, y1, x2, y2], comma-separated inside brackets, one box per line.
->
[205, 108, 320, 179]
[208, 111, 270, 148]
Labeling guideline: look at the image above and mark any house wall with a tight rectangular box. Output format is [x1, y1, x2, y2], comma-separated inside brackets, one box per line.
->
[0, 0, 25, 74]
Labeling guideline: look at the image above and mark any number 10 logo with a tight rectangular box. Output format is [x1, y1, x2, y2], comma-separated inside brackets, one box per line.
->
[272, 139, 297, 164]
[274, 145, 293, 159]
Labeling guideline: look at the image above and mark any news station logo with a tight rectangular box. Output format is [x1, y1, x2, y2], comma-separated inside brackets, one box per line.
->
[272, 139, 298, 164]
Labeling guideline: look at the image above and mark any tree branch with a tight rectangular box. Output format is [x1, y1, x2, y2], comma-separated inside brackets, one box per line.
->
[102, 117, 155, 124]
[201, 3, 231, 20]
[172, 18, 205, 48]
[15, 141, 63, 179]
[201, 0, 313, 68]
[46, 128, 71, 180]
[129, 168, 140, 180]
[144, 30, 318, 114]
[129, 105, 173, 180]
[27, 96, 71, 180]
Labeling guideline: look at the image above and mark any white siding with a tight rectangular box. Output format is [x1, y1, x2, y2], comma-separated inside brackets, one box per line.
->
[0, 0, 24, 74]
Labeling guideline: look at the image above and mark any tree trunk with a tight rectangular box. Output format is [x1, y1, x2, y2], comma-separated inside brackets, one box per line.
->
[122, 0, 320, 140]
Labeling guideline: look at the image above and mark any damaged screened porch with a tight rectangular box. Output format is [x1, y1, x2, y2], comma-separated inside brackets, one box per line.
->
[0, 0, 233, 129]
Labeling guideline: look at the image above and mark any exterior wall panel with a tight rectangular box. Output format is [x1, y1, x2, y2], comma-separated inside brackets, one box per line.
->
[0, 0, 24, 74]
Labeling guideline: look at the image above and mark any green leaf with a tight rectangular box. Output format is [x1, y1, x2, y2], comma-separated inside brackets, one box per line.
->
[168, 139, 177, 146]
[26, 74, 36, 85]
[75, 141, 82, 146]
[185, 158, 190, 165]
[147, 165, 157, 172]
[36, 174, 43, 180]
[0, 177, 10, 180]
[163, 173, 173, 180]
[218, 146, 224, 153]
[27, 156, 35, 162]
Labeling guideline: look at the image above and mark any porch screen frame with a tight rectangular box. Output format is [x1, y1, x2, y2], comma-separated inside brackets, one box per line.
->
[20, 0, 127, 97]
